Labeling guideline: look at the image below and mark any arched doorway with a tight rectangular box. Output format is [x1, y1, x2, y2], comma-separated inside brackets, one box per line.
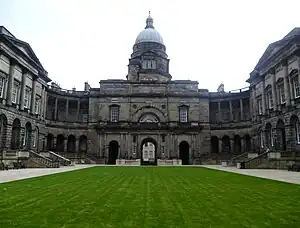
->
[276, 119, 286, 150]
[221, 136, 231, 153]
[210, 136, 219, 153]
[265, 123, 272, 148]
[244, 134, 251, 152]
[56, 134, 65, 152]
[67, 135, 76, 152]
[0, 114, 8, 148]
[108, 140, 119, 165]
[140, 138, 157, 165]
[47, 133, 54, 150]
[24, 122, 32, 150]
[179, 141, 189, 165]
[233, 135, 241, 154]
[11, 118, 21, 149]
[79, 135, 87, 152]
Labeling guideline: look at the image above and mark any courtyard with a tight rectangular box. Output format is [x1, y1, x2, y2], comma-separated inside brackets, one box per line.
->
[0, 166, 300, 228]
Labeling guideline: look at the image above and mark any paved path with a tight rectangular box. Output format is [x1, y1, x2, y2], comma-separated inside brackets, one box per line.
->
[0, 165, 96, 183]
[201, 165, 300, 184]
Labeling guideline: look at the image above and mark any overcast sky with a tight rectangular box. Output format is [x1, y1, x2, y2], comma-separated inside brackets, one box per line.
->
[1, 0, 300, 92]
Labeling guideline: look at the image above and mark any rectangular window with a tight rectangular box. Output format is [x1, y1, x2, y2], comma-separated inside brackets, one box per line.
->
[0, 77, 5, 98]
[35, 96, 41, 114]
[293, 76, 300, 98]
[110, 106, 119, 122]
[278, 84, 285, 104]
[24, 88, 31, 108]
[179, 106, 188, 122]
[257, 98, 262, 114]
[267, 91, 273, 109]
[143, 60, 157, 69]
[12, 81, 19, 104]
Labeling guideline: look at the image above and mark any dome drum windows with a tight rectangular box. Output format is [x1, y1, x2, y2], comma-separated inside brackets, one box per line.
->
[142, 59, 157, 70]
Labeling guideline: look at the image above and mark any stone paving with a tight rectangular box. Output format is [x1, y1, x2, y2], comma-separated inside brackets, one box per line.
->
[201, 165, 300, 184]
[1, 165, 300, 185]
[0, 165, 96, 183]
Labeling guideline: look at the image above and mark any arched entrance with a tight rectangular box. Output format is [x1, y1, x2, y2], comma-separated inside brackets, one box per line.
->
[47, 133, 54, 150]
[67, 135, 76, 152]
[221, 135, 231, 153]
[141, 138, 157, 165]
[210, 136, 219, 153]
[24, 122, 32, 150]
[0, 114, 8, 148]
[276, 119, 286, 150]
[108, 140, 119, 165]
[244, 134, 251, 152]
[56, 134, 65, 152]
[233, 135, 241, 154]
[179, 141, 189, 165]
[265, 123, 272, 148]
[11, 118, 21, 149]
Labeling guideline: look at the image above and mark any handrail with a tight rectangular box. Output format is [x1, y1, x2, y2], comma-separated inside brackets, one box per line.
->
[48, 151, 71, 166]
[29, 150, 59, 168]
[231, 152, 249, 162]
[243, 148, 270, 169]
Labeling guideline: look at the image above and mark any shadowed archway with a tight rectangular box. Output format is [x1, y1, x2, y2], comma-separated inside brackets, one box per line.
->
[11, 118, 21, 149]
[211, 136, 219, 153]
[221, 135, 231, 153]
[79, 135, 87, 152]
[108, 140, 119, 165]
[276, 119, 286, 150]
[244, 134, 251, 152]
[56, 134, 65, 152]
[67, 135, 76, 152]
[47, 133, 54, 151]
[179, 141, 189, 165]
[233, 135, 241, 154]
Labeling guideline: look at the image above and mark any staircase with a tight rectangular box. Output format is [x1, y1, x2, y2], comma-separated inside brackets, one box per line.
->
[228, 152, 249, 166]
[48, 151, 72, 166]
[28, 150, 60, 168]
[242, 148, 270, 169]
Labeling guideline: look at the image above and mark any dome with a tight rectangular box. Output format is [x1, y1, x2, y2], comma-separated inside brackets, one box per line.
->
[135, 14, 164, 45]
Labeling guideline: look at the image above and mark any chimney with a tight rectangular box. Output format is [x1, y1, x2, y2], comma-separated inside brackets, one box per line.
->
[84, 82, 90, 92]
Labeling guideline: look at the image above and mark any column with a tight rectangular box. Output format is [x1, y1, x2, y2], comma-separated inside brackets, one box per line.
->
[64, 137, 68, 152]
[19, 69, 27, 111]
[218, 102, 221, 121]
[2, 76, 8, 104]
[240, 99, 244, 121]
[252, 86, 257, 119]
[262, 79, 266, 115]
[6, 60, 16, 106]
[283, 64, 291, 106]
[241, 138, 245, 153]
[271, 72, 277, 111]
[229, 100, 233, 121]
[65, 99, 69, 121]
[54, 97, 58, 120]
[75, 137, 79, 153]
[40, 86, 45, 118]
[218, 139, 222, 153]
[76, 100, 80, 122]
[30, 76, 37, 114]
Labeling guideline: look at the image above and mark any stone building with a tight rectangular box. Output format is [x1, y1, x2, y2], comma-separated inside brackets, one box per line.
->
[0, 15, 299, 166]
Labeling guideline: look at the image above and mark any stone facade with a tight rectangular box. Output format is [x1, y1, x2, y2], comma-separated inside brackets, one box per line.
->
[1, 20, 300, 165]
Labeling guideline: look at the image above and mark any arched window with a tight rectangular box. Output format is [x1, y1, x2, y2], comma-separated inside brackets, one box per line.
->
[295, 119, 300, 144]
[139, 113, 159, 123]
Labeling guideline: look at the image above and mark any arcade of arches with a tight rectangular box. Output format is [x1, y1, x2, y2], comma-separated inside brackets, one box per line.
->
[46, 133, 88, 153]
[210, 134, 251, 154]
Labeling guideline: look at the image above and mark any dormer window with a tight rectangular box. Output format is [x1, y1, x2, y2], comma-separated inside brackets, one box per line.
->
[142, 60, 156, 69]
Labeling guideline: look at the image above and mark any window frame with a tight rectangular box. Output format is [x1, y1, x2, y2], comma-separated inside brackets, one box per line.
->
[24, 87, 31, 108]
[292, 75, 300, 99]
[0, 76, 5, 98]
[12, 80, 20, 104]
[295, 119, 300, 144]
[109, 105, 120, 122]
[278, 82, 286, 104]
[179, 105, 188, 123]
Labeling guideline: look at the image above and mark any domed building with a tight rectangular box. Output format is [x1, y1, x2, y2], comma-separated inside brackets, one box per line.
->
[0, 16, 299, 168]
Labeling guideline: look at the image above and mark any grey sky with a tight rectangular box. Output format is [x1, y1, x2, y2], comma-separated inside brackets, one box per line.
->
[1, 0, 300, 91]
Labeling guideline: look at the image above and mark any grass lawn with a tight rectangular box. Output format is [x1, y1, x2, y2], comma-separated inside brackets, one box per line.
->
[0, 167, 300, 228]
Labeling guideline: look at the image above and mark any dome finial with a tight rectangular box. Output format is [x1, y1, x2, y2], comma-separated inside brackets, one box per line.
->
[145, 11, 154, 29]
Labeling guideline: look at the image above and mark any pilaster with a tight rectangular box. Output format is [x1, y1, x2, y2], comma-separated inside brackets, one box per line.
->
[229, 100, 233, 121]
[30, 76, 37, 114]
[6, 59, 17, 106]
[262, 79, 266, 115]
[270, 70, 277, 111]
[54, 97, 58, 120]
[240, 99, 244, 121]
[19, 69, 27, 111]
[282, 64, 291, 106]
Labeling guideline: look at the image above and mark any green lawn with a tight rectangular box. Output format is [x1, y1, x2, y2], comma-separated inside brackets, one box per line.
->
[0, 167, 300, 228]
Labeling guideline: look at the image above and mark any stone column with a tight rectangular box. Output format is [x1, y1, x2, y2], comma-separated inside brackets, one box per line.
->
[75, 137, 79, 153]
[19, 69, 27, 111]
[76, 100, 80, 122]
[241, 138, 245, 153]
[283, 65, 291, 106]
[218, 139, 222, 153]
[240, 99, 244, 121]
[65, 99, 69, 121]
[6, 60, 16, 106]
[54, 97, 58, 120]
[271, 72, 277, 111]
[43, 89, 48, 120]
[64, 137, 68, 152]
[30, 76, 37, 114]
[2, 76, 8, 104]
[218, 102, 221, 121]
[262, 79, 266, 115]
[252, 86, 257, 118]
[40, 86, 45, 118]
[229, 100, 233, 121]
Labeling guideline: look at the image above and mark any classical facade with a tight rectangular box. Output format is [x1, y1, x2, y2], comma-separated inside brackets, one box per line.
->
[0, 16, 299, 166]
